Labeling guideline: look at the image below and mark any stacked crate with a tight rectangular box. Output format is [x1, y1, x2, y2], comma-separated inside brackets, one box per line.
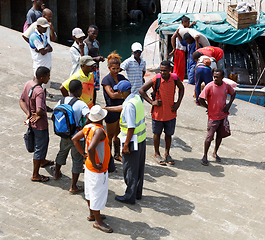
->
[226, 4, 257, 29]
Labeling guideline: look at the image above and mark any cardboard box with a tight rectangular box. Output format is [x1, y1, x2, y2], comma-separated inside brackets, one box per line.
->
[226, 4, 257, 29]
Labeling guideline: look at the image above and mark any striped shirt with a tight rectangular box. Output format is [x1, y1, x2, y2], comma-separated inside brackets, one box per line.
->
[120, 55, 146, 94]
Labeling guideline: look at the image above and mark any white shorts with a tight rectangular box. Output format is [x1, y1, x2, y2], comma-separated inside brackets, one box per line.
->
[84, 166, 108, 211]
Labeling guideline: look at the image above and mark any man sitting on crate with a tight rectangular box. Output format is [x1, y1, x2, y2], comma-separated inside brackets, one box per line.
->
[52, 80, 90, 193]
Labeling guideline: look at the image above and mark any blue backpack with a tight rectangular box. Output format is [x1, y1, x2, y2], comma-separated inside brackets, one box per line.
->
[52, 97, 79, 138]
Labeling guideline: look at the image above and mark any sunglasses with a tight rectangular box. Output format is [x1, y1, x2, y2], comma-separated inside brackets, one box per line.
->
[134, 50, 142, 54]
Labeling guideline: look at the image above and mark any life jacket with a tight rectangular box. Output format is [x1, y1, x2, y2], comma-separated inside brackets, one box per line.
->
[119, 94, 146, 143]
[83, 123, 110, 173]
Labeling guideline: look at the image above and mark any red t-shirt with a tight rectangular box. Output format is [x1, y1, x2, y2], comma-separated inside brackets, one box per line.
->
[20, 80, 48, 130]
[199, 81, 235, 121]
[197, 46, 223, 62]
[151, 73, 177, 121]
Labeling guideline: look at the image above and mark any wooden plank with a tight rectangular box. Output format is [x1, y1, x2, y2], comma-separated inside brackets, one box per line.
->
[167, 0, 177, 12]
[161, 0, 171, 12]
[212, 0, 218, 11]
[218, 1, 224, 12]
[200, 0, 207, 12]
[180, 0, 189, 13]
[206, 0, 213, 12]
[187, 0, 196, 13]
[193, 0, 201, 13]
[173, 0, 184, 13]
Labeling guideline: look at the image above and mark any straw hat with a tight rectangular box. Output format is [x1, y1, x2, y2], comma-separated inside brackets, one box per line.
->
[88, 105, 108, 122]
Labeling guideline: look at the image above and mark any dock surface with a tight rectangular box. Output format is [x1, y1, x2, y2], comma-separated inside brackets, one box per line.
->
[1, 26, 265, 239]
[161, 0, 265, 13]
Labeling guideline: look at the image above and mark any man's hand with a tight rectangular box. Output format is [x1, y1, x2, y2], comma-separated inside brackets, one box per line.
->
[49, 22, 54, 31]
[171, 102, 180, 112]
[223, 104, 230, 113]
[169, 49, 175, 56]
[78, 41, 84, 50]
[194, 35, 200, 41]
[122, 143, 130, 154]
[94, 56, 105, 62]
[29, 112, 41, 123]
[152, 99, 162, 107]
[190, 21, 197, 27]
[93, 163, 103, 171]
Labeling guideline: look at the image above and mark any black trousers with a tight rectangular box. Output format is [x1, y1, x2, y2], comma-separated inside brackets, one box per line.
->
[122, 140, 146, 202]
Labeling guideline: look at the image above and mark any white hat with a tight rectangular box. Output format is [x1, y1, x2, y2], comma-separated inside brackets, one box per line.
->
[36, 17, 49, 28]
[72, 28, 85, 38]
[88, 105, 108, 122]
[131, 42, 142, 52]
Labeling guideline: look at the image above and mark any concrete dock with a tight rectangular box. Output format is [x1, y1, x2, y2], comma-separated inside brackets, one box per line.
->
[0, 25, 265, 239]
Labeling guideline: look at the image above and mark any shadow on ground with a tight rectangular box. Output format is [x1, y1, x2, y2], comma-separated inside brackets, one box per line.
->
[106, 189, 195, 217]
[103, 216, 170, 240]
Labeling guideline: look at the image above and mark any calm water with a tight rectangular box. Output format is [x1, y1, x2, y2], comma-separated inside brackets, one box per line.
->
[62, 16, 157, 61]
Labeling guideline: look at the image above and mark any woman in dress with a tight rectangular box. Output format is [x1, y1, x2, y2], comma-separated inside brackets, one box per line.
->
[101, 52, 127, 162]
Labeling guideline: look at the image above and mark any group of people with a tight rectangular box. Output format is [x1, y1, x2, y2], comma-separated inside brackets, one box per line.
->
[19, 2, 236, 233]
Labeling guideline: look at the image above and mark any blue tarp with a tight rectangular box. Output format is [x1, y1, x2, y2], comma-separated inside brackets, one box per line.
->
[156, 12, 265, 45]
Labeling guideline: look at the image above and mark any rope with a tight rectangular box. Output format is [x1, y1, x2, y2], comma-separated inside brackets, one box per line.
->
[248, 66, 265, 102]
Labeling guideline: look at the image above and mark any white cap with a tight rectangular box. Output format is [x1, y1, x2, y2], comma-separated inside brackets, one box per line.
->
[36, 17, 49, 28]
[88, 105, 108, 122]
[72, 28, 85, 38]
[131, 42, 142, 52]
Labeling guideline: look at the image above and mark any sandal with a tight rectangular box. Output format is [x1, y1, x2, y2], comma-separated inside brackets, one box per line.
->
[154, 156, 166, 166]
[165, 155, 175, 165]
[212, 153, 221, 162]
[87, 214, 106, 221]
[31, 175, 49, 182]
[93, 223, 113, 233]
[69, 185, 83, 194]
[201, 158, 209, 166]
[41, 160, 54, 168]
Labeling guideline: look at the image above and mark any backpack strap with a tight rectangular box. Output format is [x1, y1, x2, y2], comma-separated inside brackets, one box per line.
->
[68, 97, 79, 106]
[72, 45, 80, 54]
[154, 76, 161, 99]
[28, 84, 41, 117]
[60, 97, 65, 105]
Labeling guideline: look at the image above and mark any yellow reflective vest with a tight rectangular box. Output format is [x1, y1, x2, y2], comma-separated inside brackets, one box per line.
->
[119, 94, 146, 143]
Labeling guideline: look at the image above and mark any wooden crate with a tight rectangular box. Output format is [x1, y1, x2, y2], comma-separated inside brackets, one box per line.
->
[226, 4, 257, 29]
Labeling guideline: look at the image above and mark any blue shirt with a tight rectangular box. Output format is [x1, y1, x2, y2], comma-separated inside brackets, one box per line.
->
[181, 40, 201, 67]
[122, 93, 136, 128]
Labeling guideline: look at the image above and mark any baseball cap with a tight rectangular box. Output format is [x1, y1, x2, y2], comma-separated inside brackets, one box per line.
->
[131, 42, 142, 52]
[113, 80, 131, 92]
[79, 56, 96, 66]
[36, 17, 49, 28]
[72, 28, 85, 38]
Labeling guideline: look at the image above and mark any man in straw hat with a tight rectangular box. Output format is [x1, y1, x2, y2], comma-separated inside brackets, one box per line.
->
[72, 105, 113, 233]
[105, 80, 146, 205]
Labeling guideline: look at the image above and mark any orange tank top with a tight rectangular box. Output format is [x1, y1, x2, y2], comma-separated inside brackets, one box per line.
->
[83, 123, 110, 173]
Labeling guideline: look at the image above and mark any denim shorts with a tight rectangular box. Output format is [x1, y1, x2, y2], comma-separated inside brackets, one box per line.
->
[32, 128, 49, 160]
[152, 118, 176, 136]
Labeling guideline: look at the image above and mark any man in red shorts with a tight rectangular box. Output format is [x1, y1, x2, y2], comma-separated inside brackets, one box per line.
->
[199, 68, 236, 166]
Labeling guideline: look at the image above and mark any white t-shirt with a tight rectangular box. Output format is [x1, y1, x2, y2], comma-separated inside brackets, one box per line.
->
[29, 29, 52, 73]
[176, 24, 186, 51]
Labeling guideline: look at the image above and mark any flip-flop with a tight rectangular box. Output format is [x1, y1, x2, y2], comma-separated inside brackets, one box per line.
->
[201, 158, 209, 166]
[31, 175, 49, 182]
[41, 160, 54, 168]
[212, 153, 221, 162]
[155, 156, 166, 166]
[69, 185, 83, 194]
[93, 223, 113, 233]
[165, 155, 175, 165]
[87, 214, 106, 221]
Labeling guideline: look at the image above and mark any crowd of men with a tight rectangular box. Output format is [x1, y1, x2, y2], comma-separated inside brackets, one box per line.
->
[19, 1, 236, 233]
